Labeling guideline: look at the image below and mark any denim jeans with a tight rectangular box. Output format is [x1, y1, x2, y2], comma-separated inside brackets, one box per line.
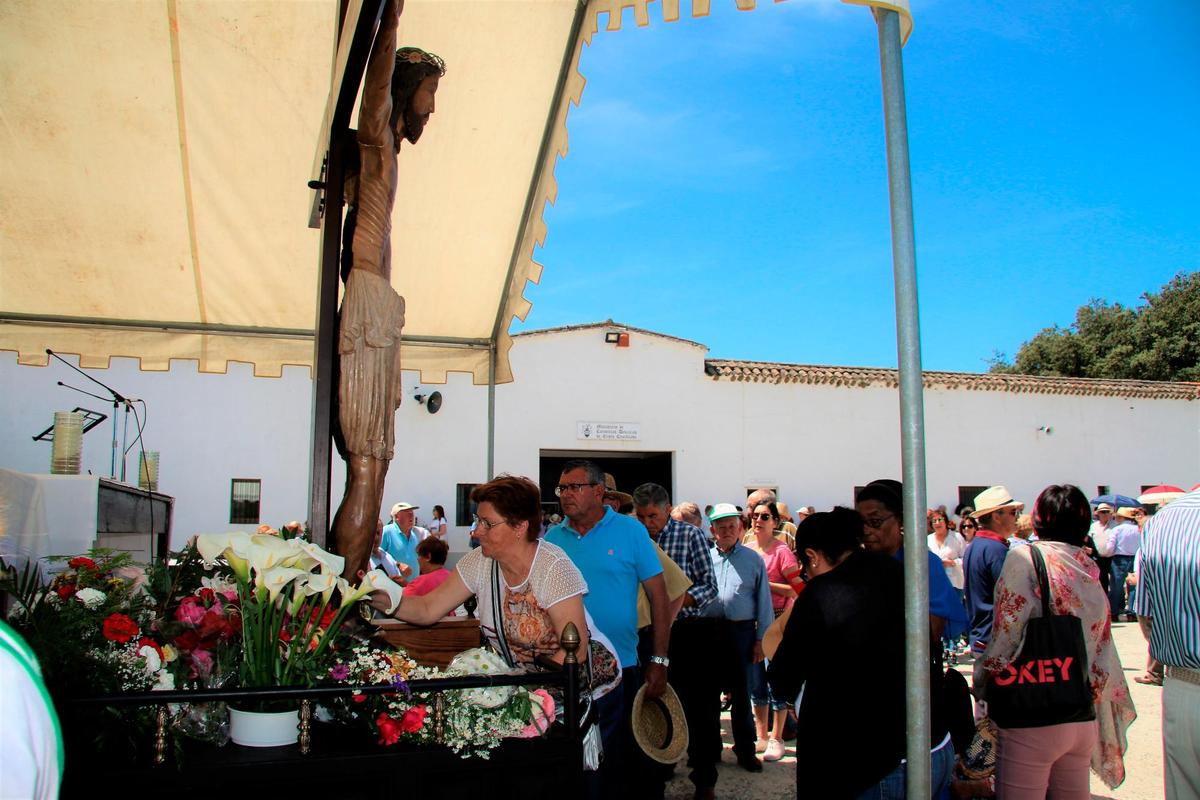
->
[1109, 555, 1135, 616]
[747, 659, 787, 711]
[854, 736, 955, 800]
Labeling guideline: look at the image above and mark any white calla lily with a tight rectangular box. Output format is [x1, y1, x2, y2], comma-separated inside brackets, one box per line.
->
[295, 539, 345, 576]
[357, 569, 402, 614]
[255, 566, 310, 602]
[245, 533, 302, 573]
[300, 572, 338, 602]
[195, 532, 242, 565]
[195, 531, 253, 581]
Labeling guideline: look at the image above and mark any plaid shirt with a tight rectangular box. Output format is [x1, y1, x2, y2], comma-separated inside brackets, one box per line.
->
[654, 518, 718, 618]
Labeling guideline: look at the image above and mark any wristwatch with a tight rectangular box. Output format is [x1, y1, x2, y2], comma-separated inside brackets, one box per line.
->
[649, 655, 670, 667]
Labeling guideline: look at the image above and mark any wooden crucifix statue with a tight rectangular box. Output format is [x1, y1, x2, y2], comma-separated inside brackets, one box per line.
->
[333, 0, 445, 580]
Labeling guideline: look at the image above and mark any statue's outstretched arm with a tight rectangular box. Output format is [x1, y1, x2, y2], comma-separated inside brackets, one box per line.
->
[358, 0, 402, 147]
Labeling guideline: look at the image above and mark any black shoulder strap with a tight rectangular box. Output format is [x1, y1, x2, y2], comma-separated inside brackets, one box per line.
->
[1029, 544, 1054, 617]
[490, 559, 516, 668]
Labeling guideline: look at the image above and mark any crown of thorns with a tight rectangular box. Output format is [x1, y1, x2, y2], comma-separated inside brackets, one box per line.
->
[396, 47, 446, 76]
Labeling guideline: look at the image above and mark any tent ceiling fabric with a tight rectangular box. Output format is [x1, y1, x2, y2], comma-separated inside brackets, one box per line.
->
[1, 0, 910, 382]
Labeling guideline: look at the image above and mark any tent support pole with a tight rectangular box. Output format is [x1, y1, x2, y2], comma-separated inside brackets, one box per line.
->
[875, 9, 931, 798]
[487, 340, 497, 480]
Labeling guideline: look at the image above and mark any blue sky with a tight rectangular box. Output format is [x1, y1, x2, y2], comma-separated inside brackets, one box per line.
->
[511, 0, 1200, 372]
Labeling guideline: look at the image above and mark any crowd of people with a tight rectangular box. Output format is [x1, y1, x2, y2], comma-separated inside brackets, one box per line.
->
[369, 467, 1199, 799]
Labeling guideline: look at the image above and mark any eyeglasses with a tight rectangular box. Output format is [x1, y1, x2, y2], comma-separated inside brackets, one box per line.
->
[994, 507, 1020, 517]
[554, 482, 597, 497]
[752, 513, 774, 521]
[960, 521, 978, 529]
[473, 515, 509, 531]
[861, 514, 895, 530]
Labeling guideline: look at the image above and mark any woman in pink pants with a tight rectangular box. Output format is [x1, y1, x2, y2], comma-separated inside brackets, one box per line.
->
[975, 484, 1136, 798]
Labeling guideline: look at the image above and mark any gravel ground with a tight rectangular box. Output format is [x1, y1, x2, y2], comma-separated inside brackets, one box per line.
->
[660, 619, 1163, 799]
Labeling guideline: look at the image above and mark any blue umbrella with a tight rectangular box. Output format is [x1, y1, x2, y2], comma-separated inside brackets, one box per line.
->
[1091, 493, 1139, 509]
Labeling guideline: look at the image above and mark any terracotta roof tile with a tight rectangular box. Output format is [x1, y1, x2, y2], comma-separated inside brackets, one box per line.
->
[704, 360, 1200, 401]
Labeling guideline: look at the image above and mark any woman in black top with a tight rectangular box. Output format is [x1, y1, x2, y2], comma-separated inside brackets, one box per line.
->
[769, 507, 950, 798]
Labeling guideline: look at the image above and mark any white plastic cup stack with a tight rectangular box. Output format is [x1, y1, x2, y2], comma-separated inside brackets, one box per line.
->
[138, 451, 160, 492]
[50, 411, 84, 475]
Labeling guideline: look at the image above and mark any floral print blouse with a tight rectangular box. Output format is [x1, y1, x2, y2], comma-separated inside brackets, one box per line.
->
[456, 541, 586, 665]
[975, 541, 1136, 788]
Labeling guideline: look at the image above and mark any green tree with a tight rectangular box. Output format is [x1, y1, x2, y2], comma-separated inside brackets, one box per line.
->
[989, 271, 1199, 381]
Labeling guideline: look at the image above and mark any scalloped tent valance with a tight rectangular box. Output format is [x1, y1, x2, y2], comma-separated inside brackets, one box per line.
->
[0, 0, 910, 383]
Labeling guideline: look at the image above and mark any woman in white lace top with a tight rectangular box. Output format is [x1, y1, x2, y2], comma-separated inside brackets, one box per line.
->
[371, 475, 598, 668]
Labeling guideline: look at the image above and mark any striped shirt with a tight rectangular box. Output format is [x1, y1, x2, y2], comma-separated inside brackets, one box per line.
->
[1132, 490, 1200, 669]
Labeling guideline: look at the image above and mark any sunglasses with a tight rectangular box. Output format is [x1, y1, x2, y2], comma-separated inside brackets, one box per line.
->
[862, 514, 895, 530]
[752, 513, 775, 521]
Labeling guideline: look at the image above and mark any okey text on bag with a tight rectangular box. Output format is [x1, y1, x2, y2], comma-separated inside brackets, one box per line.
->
[993, 657, 1075, 686]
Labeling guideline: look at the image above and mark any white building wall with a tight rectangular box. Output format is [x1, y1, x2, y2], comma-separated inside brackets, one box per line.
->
[3, 326, 1197, 555]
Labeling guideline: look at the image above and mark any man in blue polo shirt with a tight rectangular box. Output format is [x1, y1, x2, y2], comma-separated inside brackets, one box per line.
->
[381, 502, 427, 583]
[546, 459, 668, 799]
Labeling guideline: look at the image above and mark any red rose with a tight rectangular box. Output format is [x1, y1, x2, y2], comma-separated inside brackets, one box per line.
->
[222, 614, 242, 639]
[173, 629, 201, 652]
[198, 587, 216, 605]
[375, 713, 403, 745]
[69, 556, 97, 571]
[352, 693, 368, 704]
[197, 609, 227, 639]
[102, 613, 140, 643]
[56, 583, 77, 600]
[399, 704, 427, 734]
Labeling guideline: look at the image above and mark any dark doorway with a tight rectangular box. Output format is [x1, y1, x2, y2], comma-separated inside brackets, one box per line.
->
[539, 449, 673, 515]
[957, 485, 989, 515]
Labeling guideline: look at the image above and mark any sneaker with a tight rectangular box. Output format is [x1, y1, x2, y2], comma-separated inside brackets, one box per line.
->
[763, 737, 785, 762]
[754, 737, 768, 754]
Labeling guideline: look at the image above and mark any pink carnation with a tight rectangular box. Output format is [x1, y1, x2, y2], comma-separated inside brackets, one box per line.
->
[519, 689, 557, 738]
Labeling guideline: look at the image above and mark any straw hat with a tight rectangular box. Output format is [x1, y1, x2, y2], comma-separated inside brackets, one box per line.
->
[971, 486, 1023, 519]
[1115, 507, 1141, 520]
[631, 683, 688, 764]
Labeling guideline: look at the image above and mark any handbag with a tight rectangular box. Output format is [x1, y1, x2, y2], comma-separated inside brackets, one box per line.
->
[985, 544, 1096, 729]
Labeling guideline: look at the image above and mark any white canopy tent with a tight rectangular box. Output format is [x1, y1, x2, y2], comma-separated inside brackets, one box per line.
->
[1, 0, 909, 384]
[3, 2, 933, 790]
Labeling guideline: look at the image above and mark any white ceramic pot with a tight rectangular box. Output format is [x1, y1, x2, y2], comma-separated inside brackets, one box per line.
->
[228, 707, 299, 747]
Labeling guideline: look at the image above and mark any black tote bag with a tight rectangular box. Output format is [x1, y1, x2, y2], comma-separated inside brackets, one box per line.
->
[986, 545, 1096, 729]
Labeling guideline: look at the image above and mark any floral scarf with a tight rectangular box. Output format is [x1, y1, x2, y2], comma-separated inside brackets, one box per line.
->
[975, 541, 1136, 788]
